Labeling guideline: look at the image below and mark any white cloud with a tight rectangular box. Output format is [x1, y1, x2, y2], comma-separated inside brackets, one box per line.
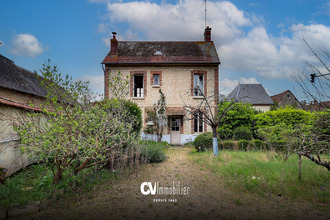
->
[78, 74, 104, 95]
[93, 0, 330, 81]
[11, 34, 45, 57]
[105, 0, 251, 43]
[220, 77, 259, 95]
[220, 23, 330, 79]
[97, 23, 109, 33]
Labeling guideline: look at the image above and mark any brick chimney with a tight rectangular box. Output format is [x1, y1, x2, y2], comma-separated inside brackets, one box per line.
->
[204, 26, 212, 42]
[110, 32, 118, 56]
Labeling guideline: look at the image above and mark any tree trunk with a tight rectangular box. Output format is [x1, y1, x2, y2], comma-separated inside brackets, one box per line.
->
[53, 162, 63, 184]
[298, 154, 302, 180]
[212, 126, 218, 156]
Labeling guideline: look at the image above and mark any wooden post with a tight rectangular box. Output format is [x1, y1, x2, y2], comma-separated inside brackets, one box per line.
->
[298, 154, 302, 180]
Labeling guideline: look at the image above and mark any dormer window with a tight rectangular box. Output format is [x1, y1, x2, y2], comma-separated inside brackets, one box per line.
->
[154, 51, 162, 56]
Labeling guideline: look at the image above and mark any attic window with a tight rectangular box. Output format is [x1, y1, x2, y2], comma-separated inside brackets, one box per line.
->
[154, 51, 163, 56]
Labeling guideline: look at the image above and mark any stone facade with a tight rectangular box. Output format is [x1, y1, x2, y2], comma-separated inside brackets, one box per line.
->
[102, 27, 220, 144]
[105, 66, 219, 140]
[271, 90, 304, 110]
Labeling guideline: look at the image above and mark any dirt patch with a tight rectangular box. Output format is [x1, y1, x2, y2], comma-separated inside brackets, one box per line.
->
[26, 147, 328, 219]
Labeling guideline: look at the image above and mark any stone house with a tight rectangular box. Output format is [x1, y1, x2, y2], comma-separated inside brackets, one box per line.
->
[226, 83, 274, 112]
[0, 54, 46, 175]
[102, 27, 220, 145]
[270, 90, 304, 110]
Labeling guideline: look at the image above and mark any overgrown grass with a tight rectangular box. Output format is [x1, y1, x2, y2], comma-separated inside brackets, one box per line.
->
[140, 140, 168, 163]
[190, 149, 329, 203]
[0, 141, 168, 208]
[0, 164, 120, 208]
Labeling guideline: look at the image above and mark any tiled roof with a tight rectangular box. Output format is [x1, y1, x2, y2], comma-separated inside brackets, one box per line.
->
[0, 54, 47, 98]
[102, 41, 220, 65]
[0, 97, 42, 112]
[227, 84, 274, 105]
[270, 90, 290, 103]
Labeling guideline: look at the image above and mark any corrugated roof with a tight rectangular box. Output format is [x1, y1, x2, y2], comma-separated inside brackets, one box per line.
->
[0, 54, 47, 98]
[227, 84, 274, 105]
[102, 41, 220, 65]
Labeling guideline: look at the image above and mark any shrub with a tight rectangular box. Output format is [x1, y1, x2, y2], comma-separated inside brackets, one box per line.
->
[140, 141, 167, 163]
[122, 99, 143, 135]
[233, 127, 252, 140]
[217, 101, 258, 140]
[250, 139, 265, 151]
[219, 140, 235, 150]
[193, 132, 213, 152]
[238, 140, 249, 151]
[255, 107, 313, 129]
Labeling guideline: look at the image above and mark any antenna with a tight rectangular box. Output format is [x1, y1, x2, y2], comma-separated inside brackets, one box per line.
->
[201, 0, 207, 28]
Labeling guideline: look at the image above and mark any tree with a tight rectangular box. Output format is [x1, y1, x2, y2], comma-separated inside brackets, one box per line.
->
[182, 86, 238, 156]
[217, 102, 257, 140]
[15, 62, 141, 183]
[289, 39, 330, 173]
[258, 109, 329, 177]
[154, 89, 167, 142]
[292, 38, 330, 106]
[143, 89, 167, 142]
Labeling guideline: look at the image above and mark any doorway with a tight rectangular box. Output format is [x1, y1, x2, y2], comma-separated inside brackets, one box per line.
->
[170, 117, 181, 145]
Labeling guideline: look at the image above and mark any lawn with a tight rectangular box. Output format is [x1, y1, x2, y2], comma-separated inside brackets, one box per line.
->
[190, 149, 329, 203]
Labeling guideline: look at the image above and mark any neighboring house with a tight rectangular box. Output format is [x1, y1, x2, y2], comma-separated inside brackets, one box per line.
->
[226, 84, 273, 112]
[102, 27, 220, 145]
[306, 100, 330, 111]
[0, 54, 46, 175]
[270, 90, 304, 110]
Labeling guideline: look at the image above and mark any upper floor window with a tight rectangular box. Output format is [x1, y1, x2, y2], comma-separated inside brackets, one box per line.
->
[153, 74, 160, 85]
[134, 74, 144, 97]
[193, 74, 204, 96]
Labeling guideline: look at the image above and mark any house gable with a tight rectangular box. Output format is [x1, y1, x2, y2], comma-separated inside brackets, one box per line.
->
[270, 90, 304, 110]
[102, 27, 220, 144]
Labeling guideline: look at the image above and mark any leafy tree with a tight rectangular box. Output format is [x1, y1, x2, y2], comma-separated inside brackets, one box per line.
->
[15, 62, 140, 183]
[259, 110, 329, 177]
[217, 102, 257, 139]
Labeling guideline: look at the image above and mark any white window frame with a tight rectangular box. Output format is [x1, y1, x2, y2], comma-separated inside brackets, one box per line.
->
[194, 112, 203, 133]
[193, 74, 204, 96]
[133, 74, 144, 98]
[153, 74, 160, 85]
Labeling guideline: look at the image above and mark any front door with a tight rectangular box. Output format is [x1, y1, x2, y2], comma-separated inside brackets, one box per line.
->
[170, 117, 181, 145]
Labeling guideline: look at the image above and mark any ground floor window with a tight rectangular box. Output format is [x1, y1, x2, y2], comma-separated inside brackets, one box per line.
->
[193, 112, 203, 133]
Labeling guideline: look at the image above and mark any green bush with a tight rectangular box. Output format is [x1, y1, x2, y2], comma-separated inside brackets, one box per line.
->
[193, 132, 213, 152]
[219, 140, 235, 150]
[123, 99, 143, 135]
[255, 107, 313, 129]
[233, 127, 252, 140]
[250, 139, 265, 151]
[238, 140, 249, 151]
[217, 101, 258, 139]
[140, 141, 167, 163]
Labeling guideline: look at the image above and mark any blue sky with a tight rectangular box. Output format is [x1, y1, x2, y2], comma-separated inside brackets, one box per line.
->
[1, 0, 329, 100]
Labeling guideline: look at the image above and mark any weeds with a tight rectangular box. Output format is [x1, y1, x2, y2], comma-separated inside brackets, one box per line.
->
[190, 150, 329, 203]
